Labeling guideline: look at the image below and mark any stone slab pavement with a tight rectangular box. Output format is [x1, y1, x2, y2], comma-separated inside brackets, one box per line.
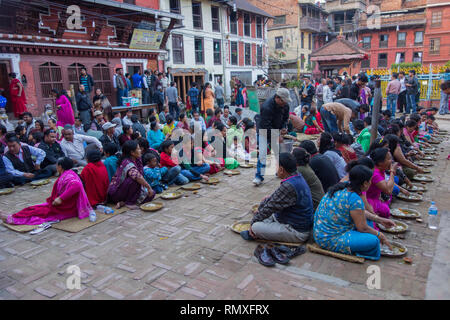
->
[0, 128, 449, 300]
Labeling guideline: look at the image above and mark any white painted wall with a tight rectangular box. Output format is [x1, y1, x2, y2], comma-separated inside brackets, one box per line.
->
[162, 0, 225, 84]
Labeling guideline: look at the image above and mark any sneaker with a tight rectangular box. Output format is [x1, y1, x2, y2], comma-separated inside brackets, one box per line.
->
[253, 177, 263, 186]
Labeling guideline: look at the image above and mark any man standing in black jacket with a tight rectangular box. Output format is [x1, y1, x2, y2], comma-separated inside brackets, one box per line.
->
[76, 84, 92, 132]
[300, 76, 315, 108]
[38, 129, 64, 173]
[254, 88, 291, 186]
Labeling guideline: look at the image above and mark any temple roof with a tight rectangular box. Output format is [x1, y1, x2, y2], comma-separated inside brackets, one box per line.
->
[310, 35, 367, 62]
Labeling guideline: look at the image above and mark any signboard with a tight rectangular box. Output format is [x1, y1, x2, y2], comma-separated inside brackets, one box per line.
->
[129, 29, 164, 50]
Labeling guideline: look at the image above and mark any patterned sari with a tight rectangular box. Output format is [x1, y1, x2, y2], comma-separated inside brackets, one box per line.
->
[107, 157, 154, 206]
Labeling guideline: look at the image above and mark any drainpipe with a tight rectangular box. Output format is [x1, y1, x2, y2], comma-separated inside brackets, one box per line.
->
[220, 3, 227, 101]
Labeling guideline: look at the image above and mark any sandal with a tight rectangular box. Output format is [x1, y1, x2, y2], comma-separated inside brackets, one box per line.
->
[253, 244, 276, 267]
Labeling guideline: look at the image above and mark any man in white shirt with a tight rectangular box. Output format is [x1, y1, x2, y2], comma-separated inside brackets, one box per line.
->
[60, 128, 102, 167]
[122, 109, 133, 126]
[397, 71, 407, 113]
[323, 80, 334, 104]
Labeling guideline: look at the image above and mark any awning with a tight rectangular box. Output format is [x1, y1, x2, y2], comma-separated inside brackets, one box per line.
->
[310, 54, 366, 62]
[82, 0, 184, 20]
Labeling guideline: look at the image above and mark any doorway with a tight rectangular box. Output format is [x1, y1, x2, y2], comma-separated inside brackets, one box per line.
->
[0, 61, 12, 113]
[126, 63, 143, 88]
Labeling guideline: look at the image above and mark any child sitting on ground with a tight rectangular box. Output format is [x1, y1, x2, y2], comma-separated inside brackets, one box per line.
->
[143, 153, 168, 194]
[228, 135, 247, 162]
[103, 142, 119, 182]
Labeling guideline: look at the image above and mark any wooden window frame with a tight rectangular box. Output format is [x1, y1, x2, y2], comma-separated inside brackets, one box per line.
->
[378, 53, 387, 68]
[379, 34, 388, 48]
[92, 63, 112, 97]
[230, 41, 238, 65]
[431, 11, 442, 28]
[256, 17, 262, 39]
[257, 45, 263, 66]
[213, 40, 221, 65]
[211, 6, 220, 32]
[194, 37, 204, 64]
[39, 62, 63, 99]
[414, 31, 423, 46]
[429, 38, 440, 55]
[169, 0, 181, 14]
[397, 32, 406, 47]
[275, 36, 283, 49]
[244, 43, 251, 65]
[172, 34, 184, 64]
[244, 13, 251, 37]
[68, 63, 86, 94]
[230, 12, 237, 35]
[192, 1, 203, 30]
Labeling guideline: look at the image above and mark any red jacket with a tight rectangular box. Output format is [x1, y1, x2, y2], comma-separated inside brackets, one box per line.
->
[160, 151, 178, 167]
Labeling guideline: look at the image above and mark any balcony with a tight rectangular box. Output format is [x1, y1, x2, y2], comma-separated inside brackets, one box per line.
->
[333, 22, 356, 33]
[358, 12, 426, 31]
[300, 16, 329, 33]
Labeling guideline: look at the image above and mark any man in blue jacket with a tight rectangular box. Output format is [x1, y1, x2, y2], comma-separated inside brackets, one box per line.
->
[247, 152, 313, 243]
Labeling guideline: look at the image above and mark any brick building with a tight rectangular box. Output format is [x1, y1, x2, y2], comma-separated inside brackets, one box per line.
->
[423, 0, 450, 66]
[357, 0, 426, 71]
[0, 0, 182, 116]
[248, 0, 329, 81]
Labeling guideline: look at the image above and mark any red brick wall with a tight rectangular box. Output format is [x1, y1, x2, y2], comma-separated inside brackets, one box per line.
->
[238, 42, 244, 66]
[251, 16, 256, 38]
[238, 14, 244, 37]
[359, 27, 424, 69]
[252, 43, 256, 66]
[423, 5, 450, 65]
[20, 61, 38, 116]
[134, 0, 159, 9]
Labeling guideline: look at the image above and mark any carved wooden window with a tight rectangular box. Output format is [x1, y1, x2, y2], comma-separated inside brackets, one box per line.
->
[92, 63, 112, 96]
[68, 63, 86, 93]
[39, 62, 63, 98]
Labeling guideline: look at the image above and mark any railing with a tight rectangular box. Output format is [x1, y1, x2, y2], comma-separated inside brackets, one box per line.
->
[300, 17, 329, 33]
[367, 66, 445, 100]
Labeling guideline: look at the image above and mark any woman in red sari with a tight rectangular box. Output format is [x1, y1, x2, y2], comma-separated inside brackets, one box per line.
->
[80, 149, 110, 207]
[8, 73, 27, 118]
[333, 132, 357, 164]
[0, 157, 94, 225]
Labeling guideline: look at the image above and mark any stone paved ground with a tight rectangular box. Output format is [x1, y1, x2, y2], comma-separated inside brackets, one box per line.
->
[0, 122, 449, 300]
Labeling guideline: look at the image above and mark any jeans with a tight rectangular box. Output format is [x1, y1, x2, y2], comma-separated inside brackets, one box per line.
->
[406, 93, 417, 114]
[117, 88, 125, 106]
[79, 110, 91, 132]
[320, 108, 338, 133]
[439, 91, 449, 115]
[168, 102, 179, 119]
[142, 88, 150, 105]
[13, 167, 54, 185]
[191, 103, 199, 113]
[180, 164, 210, 181]
[255, 133, 268, 181]
[162, 166, 188, 185]
[387, 93, 398, 116]
[216, 98, 224, 109]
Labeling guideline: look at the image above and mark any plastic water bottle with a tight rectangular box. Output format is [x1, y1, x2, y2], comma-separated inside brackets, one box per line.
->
[97, 205, 114, 215]
[428, 201, 438, 230]
[89, 210, 97, 222]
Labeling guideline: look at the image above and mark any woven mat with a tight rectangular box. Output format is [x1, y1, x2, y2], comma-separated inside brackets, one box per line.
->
[294, 133, 320, 142]
[2, 223, 38, 233]
[307, 243, 365, 264]
[51, 206, 128, 233]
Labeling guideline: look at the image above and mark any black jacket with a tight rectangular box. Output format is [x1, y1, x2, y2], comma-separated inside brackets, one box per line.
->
[39, 141, 65, 168]
[76, 92, 92, 111]
[258, 95, 289, 143]
[349, 83, 360, 101]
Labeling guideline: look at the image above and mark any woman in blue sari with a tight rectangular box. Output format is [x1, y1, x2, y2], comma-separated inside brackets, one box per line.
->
[313, 164, 391, 260]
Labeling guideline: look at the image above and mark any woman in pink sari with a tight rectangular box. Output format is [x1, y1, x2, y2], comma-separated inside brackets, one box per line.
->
[8, 73, 27, 118]
[0, 157, 94, 225]
[51, 89, 75, 127]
